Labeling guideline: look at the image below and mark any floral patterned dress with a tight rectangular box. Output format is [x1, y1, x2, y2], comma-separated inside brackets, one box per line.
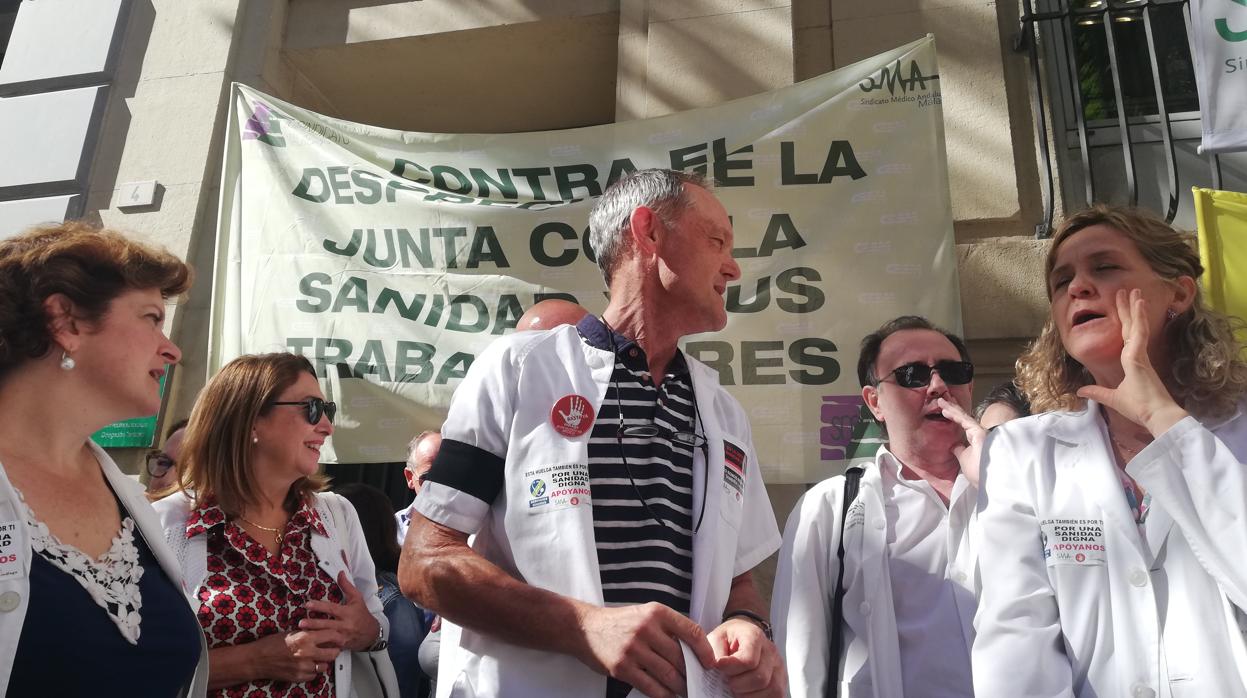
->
[186, 498, 344, 698]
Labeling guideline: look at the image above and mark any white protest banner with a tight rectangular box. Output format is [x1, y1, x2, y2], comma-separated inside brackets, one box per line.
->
[1191, 0, 1247, 153]
[212, 35, 958, 483]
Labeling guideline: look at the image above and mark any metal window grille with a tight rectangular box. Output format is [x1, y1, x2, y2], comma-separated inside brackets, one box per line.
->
[1016, 0, 1225, 237]
[0, 1, 21, 69]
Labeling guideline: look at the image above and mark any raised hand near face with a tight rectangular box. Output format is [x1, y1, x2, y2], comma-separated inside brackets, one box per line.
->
[936, 397, 988, 487]
[1076, 289, 1188, 437]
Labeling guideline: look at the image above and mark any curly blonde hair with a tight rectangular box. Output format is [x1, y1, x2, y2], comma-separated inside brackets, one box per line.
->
[1016, 204, 1247, 419]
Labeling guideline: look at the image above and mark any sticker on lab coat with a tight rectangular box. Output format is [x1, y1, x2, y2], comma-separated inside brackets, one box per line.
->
[522, 463, 592, 512]
[550, 394, 595, 438]
[0, 521, 20, 580]
[723, 440, 746, 502]
[1040, 518, 1107, 566]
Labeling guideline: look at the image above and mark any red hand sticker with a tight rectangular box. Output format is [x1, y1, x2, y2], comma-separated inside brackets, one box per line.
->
[551, 394, 595, 437]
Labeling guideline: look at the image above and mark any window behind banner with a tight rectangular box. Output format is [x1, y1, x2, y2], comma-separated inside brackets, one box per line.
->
[1020, 0, 1247, 234]
[0, 0, 19, 68]
[1067, 1, 1199, 120]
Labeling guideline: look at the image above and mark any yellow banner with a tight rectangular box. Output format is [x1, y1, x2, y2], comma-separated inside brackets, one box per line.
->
[1195, 187, 1247, 351]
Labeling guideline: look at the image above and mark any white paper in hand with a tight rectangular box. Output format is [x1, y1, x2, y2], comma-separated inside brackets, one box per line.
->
[623, 641, 733, 698]
[681, 640, 733, 698]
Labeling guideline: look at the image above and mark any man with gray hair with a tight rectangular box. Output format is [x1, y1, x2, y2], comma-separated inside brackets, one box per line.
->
[395, 430, 442, 543]
[401, 169, 785, 697]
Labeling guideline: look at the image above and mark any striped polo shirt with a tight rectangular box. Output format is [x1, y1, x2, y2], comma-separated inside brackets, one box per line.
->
[577, 315, 699, 615]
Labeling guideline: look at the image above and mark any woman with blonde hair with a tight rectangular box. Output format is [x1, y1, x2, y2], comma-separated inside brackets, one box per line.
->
[973, 204, 1247, 697]
[0, 221, 207, 696]
[154, 352, 397, 697]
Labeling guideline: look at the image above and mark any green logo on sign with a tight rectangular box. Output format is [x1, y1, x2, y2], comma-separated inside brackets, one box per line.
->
[858, 59, 939, 95]
[1217, 0, 1247, 41]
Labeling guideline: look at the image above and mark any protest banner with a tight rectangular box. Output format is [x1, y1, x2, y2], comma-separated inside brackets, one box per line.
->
[213, 35, 958, 482]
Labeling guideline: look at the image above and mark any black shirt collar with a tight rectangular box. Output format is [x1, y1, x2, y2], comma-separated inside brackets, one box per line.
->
[575, 315, 689, 377]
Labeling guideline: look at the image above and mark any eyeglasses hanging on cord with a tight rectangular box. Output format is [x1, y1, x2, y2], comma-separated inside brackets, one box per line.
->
[604, 317, 710, 534]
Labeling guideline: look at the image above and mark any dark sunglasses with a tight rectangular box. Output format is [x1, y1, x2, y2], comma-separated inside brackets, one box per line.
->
[876, 360, 974, 389]
[270, 397, 337, 425]
[145, 451, 175, 477]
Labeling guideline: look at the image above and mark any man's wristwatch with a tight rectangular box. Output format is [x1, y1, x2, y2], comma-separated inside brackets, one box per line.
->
[722, 609, 773, 641]
[366, 623, 388, 652]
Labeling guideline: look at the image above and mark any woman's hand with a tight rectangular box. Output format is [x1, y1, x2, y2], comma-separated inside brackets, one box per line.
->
[208, 630, 339, 688]
[275, 630, 341, 681]
[1076, 289, 1188, 436]
[301, 571, 382, 652]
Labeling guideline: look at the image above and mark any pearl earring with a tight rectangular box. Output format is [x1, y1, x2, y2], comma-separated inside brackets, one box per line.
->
[59, 351, 76, 371]
[252, 436, 259, 444]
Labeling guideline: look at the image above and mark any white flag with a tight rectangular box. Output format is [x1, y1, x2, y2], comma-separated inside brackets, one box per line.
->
[1190, 0, 1247, 153]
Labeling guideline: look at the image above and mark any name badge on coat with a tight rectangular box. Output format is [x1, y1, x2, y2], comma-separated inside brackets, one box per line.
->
[1041, 518, 1107, 566]
[524, 463, 592, 512]
[722, 440, 747, 503]
[0, 521, 20, 580]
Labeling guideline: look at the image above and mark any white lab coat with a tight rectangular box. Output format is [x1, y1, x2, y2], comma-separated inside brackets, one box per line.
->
[973, 400, 1247, 698]
[0, 442, 210, 697]
[415, 324, 781, 698]
[153, 490, 398, 698]
[771, 449, 978, 698]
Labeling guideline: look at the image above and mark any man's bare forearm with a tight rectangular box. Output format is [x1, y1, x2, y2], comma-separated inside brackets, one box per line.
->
[723, 571, 769, 620]
[398, 515, 592, 661]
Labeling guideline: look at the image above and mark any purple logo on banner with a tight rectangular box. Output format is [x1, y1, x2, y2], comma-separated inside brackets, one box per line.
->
[242, 103, 285, 147]
[820, 395, 862, 460]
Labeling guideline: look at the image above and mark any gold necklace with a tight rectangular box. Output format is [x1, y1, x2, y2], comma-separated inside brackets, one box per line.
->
[1102, 411, 1150, 459]
[1109, 434, 1141, 455]
[1108, 428, 1153, 459]
[237, 515, 284, 547]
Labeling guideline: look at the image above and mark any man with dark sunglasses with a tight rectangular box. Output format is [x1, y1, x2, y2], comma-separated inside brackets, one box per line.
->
[400, 169, 785, 698]
[772, 315, 989, 697]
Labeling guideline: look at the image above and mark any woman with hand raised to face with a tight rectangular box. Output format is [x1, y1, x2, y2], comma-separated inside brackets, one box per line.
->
[0, 221, 207, 697]
[153, 352, 397, 698]
[972, 204, 1247, 698]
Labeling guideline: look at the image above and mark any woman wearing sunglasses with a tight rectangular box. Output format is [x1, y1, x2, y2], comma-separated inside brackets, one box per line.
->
[973, 205, 1247, 697]
[153, 352, 398, 697]
[0, 222, 207, 697]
